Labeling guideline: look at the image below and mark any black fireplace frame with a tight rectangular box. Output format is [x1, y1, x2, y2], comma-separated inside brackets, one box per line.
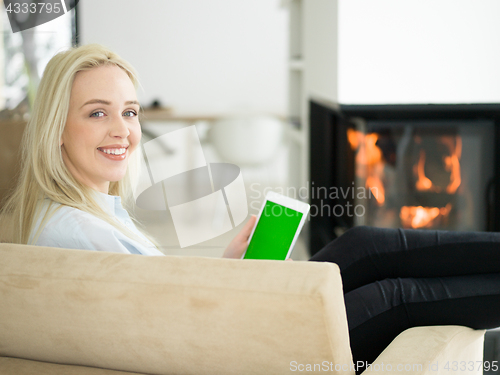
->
[309, 100, 500, 256]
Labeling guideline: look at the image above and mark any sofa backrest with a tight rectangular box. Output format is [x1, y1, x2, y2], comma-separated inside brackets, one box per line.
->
[0, 243, 353, 375]
[0, 120, 25, 210]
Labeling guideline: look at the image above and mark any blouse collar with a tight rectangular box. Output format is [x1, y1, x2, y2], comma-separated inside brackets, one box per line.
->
[93, 190, 122, 216]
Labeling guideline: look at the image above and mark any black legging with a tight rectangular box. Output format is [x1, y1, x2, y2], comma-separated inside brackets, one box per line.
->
[310, 226, 500, 371]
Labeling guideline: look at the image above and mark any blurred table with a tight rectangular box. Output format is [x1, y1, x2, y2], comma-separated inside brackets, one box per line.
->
[140, 108, 217, 123]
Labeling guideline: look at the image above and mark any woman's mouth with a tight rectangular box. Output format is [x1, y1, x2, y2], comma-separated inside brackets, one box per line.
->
[97, 146, 128, 160]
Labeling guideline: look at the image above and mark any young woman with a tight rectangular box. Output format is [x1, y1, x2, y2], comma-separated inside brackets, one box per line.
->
[3, 44, 500, 371]
[2, 44, 254, 257]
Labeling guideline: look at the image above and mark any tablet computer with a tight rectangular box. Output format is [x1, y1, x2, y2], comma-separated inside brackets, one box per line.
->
[242, 191, 310, 260]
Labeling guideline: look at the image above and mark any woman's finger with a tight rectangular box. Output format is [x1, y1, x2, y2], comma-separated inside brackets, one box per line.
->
[240, 215, 257, 240]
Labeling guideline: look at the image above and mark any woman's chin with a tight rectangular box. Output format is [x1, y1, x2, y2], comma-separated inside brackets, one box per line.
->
[103, 170, 128, 184]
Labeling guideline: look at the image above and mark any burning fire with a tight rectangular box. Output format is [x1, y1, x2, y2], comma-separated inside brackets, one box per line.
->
[347, 129, 385, 205]
[400, 204, 452, 229]
[414, 136, 462, 194]
[348, 128, 463, 229]
[442, 136, 462, 194]
[415, 149, 436, 191]
[403, 136, 462, 228]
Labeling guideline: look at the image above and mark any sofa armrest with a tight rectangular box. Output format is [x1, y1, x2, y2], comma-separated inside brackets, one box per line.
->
[361, 326, 485, 375]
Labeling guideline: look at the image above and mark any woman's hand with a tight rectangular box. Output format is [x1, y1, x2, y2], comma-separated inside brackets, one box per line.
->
[222, 215, 257, 259]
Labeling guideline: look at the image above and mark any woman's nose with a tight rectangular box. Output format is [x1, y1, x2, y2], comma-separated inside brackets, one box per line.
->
[109, 116, 130, 138]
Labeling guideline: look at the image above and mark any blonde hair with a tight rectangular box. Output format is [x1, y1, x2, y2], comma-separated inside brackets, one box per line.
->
[2, 44, 152, 246]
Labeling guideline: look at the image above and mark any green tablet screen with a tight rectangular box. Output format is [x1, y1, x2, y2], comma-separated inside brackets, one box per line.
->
[244, 200, 303, 260]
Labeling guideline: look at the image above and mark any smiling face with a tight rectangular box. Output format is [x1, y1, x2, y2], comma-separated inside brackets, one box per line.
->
[61, 64, 141, 194]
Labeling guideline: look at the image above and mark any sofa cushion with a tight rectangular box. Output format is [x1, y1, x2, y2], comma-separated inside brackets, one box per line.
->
[0, 243, 353, 375]
[363, 325, 485, 375]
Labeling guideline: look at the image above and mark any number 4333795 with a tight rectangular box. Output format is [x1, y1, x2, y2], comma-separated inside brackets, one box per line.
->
[5, 2, 62, 14]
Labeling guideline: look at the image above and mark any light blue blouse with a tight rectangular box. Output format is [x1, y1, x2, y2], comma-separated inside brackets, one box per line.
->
[30, 192, 164, 256]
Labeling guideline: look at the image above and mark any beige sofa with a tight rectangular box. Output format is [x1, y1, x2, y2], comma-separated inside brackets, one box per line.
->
[0, 243, 485, 374]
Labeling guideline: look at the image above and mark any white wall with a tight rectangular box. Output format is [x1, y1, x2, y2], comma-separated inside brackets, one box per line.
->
[80, 0, 288, 116]
[304, 0, 338, 104]
[339, 0, 500, 104]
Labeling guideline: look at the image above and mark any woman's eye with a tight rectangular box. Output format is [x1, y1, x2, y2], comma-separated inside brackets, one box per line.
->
[90, 111, 105, 118]
[123, 110, 137, 117]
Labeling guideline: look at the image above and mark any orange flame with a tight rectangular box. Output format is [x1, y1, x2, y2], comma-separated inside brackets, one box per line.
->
[400, 204, 452, 229]
[442, 136, 462, 194]
[415, 149, 435, 191]
[347, 128, 361, 151]
[413, 136, 462, 194]
[347, 129, 462, 230]
[347, 129, 385, 205]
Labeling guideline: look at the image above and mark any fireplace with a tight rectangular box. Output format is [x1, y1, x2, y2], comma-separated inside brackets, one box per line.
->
[309, 100, 500, 255]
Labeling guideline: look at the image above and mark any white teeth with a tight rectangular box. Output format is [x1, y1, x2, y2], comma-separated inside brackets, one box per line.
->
[100, 148, 126, 155]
